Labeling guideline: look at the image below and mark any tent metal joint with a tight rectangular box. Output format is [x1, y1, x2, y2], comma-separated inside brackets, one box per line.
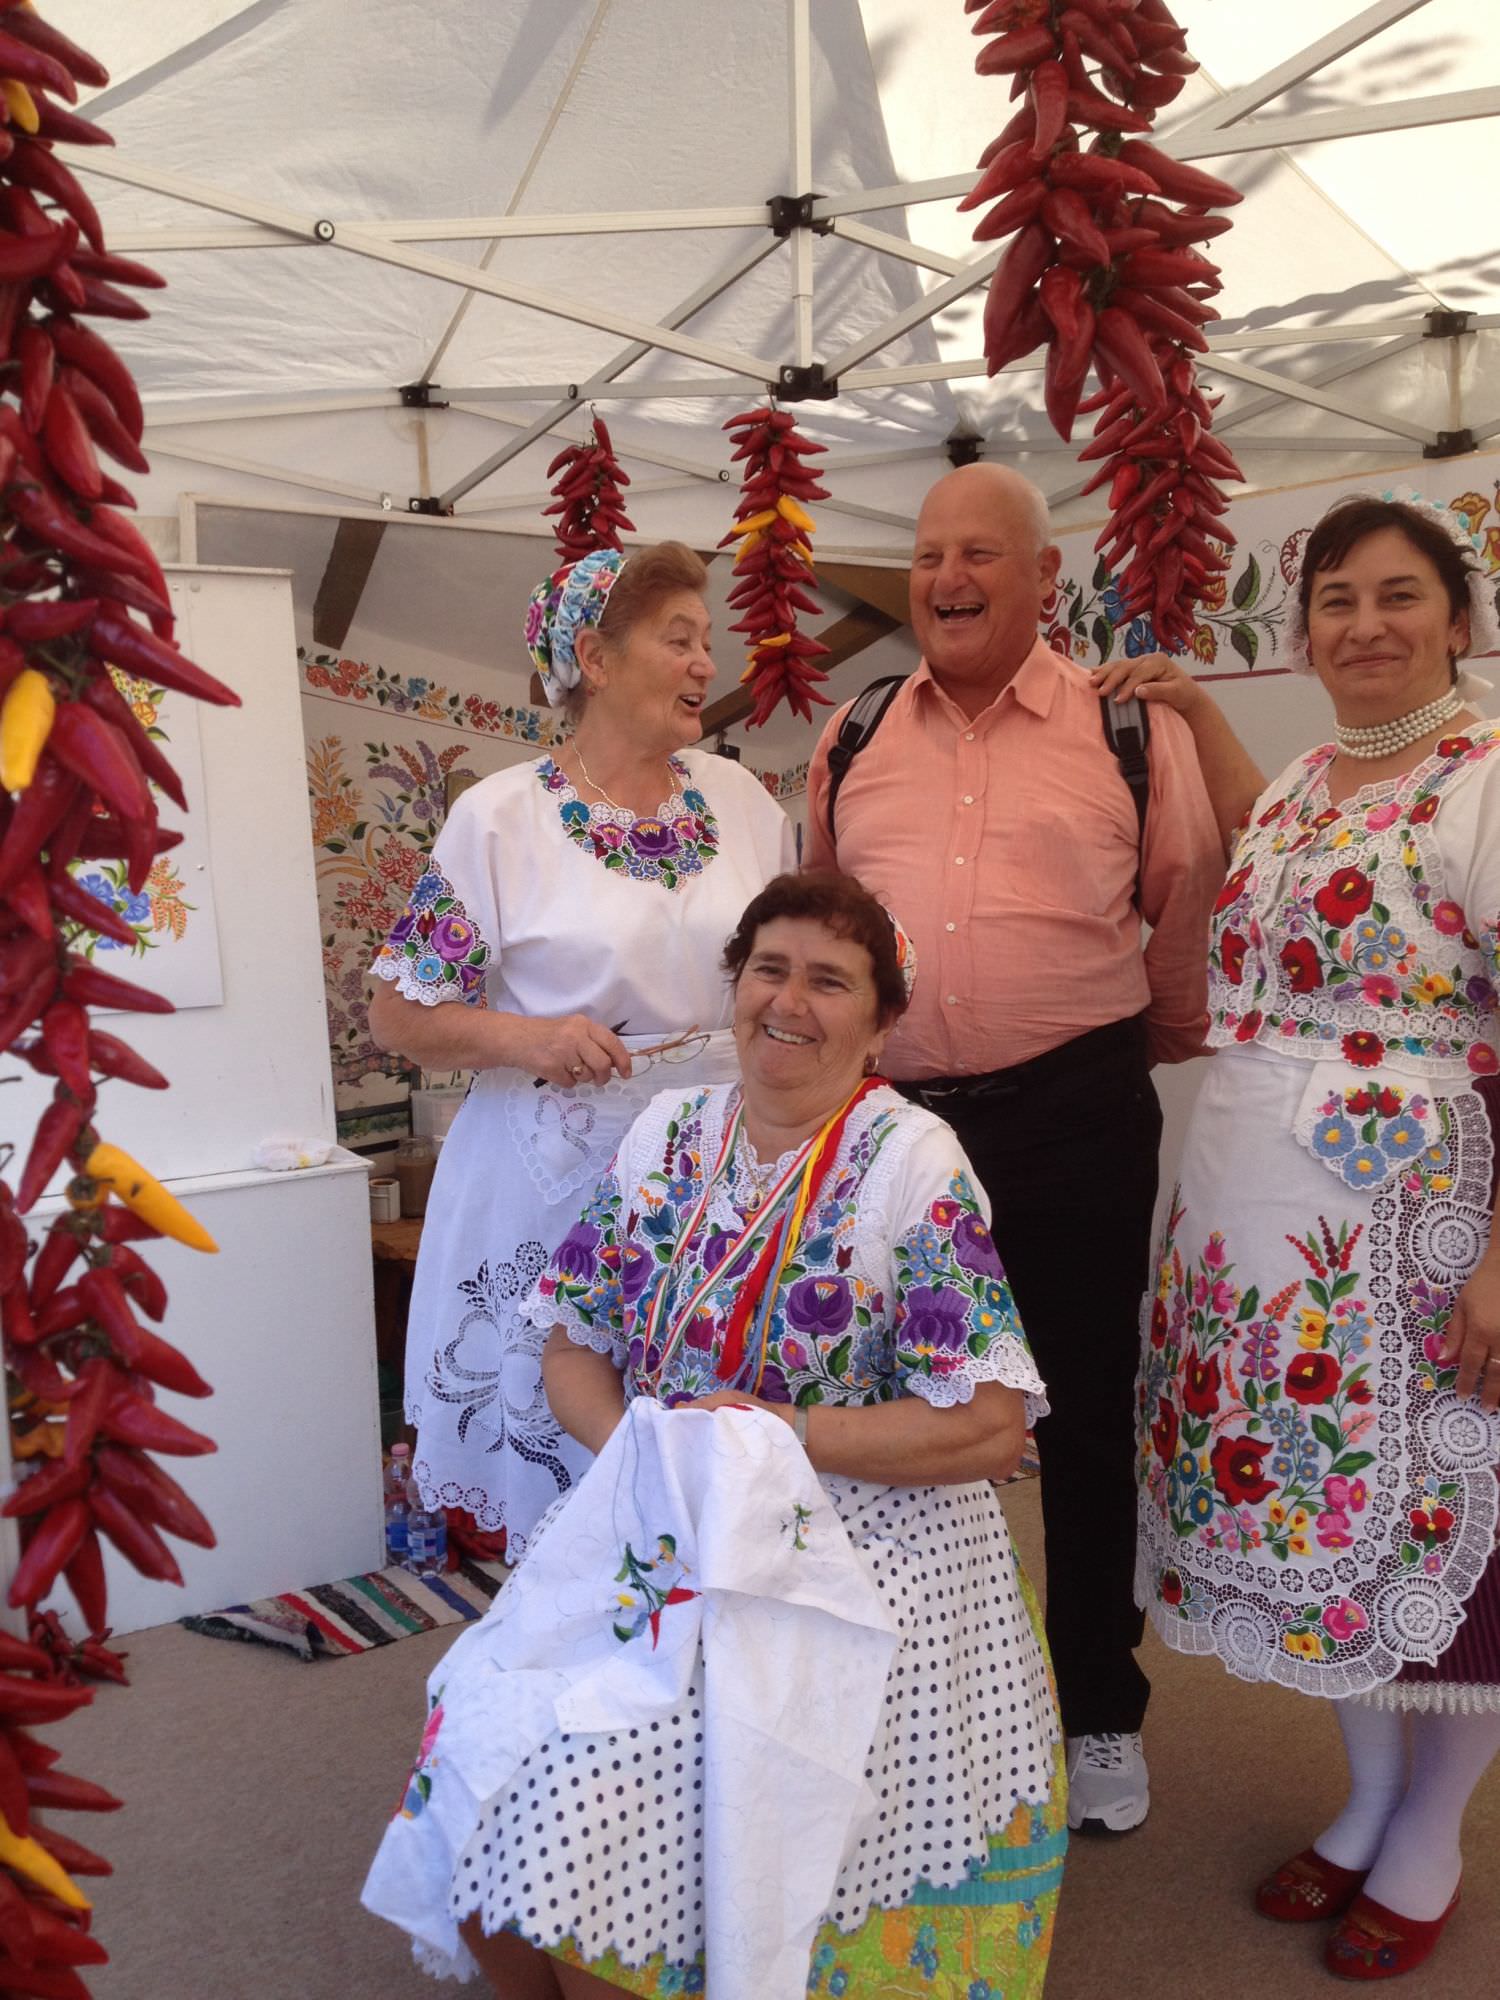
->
[1423, 429, 1478, 459]
[399, 382, 449, 409]
[776, 361, 839, 402]
[407, 494, 452, 515]
[1423, 309, 1473, 340]
[945, 433, 983, 468]
[767, 193, 829, 239]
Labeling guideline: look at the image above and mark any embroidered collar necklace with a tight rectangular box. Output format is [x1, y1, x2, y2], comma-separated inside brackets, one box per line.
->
[1333, 689, 1463, 762]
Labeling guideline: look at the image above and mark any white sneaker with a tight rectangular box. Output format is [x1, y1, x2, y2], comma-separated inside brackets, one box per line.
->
[1066, 1731, 1149, 1835]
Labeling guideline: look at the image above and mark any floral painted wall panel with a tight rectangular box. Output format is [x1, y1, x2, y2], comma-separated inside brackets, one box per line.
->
[299, 644, 566, 1136]
[71, 669, 225, 1010]
[1045, 455, 1500, 676]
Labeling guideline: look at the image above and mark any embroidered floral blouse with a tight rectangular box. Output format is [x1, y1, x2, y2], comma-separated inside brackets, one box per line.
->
[522, 1083, 1048, 1422]
[1207, 724, 1500, 1081]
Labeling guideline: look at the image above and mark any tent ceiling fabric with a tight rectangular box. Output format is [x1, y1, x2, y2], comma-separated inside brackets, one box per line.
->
[58, 0, 1500, 550]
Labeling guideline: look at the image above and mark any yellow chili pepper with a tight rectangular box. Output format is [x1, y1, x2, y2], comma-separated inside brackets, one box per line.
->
[0, 1807, 91, 1910]
[83, 1142, 219, 1254]
[732, 508, 777, 537]
[776, 494, 816, 535]
[11, 1419, 66, 1460]
[755, 632, 792, 649]
[0, 668, 55, 792]
[0, 78, 39, 134]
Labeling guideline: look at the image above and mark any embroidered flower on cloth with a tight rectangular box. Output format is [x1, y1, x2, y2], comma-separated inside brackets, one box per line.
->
[538, 756, 720, 892]
[375, 866, 490, 1004]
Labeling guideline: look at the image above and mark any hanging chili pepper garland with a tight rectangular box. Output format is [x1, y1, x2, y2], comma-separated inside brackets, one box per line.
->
[542, 413, 634, 564]
[718, 404, 832, 727]
[965, 0, 1244, 650]
[0, 11, 238, 1987]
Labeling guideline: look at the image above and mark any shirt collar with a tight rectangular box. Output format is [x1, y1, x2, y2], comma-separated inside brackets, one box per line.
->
[914, 636, 1062, 728]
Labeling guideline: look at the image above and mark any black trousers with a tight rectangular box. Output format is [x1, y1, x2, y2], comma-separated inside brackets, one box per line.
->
[899, 1016, 1161, 1736]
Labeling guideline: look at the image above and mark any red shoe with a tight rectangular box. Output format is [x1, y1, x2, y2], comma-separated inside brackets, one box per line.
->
[1254, 1847, 1368, 1923]
[1325, 1887, 1461, 1980]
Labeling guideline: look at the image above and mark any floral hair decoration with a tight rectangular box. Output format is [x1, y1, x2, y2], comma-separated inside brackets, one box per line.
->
[1285, 486, 1499, 703]
[524, 547, 624, 706]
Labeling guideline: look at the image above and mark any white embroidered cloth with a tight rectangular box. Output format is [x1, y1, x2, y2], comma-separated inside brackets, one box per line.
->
[363, 1400, 902, 1998]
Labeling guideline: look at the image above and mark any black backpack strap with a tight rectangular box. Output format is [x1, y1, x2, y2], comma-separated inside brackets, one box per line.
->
[824, 674, 908, 843]
[1100, 693, 1151, 903]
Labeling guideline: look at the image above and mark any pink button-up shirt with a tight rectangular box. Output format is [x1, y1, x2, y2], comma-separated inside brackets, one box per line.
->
[805, 639, 1223, 1078]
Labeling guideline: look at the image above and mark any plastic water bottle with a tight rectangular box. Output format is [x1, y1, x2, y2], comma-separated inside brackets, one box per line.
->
[405, 1471, 444, 1578]
[383, 1443, 411, 1568]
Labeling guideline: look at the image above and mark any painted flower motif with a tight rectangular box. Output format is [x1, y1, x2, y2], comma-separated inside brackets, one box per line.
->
[784, 1275, 853, 1337]
[1210, 1434, 1277, 1506]
[952, 1211, 1002, 1277]
[1285, 1352, 1341, 1404]
[1280, 937, 1323, 992]
[1191, 625, 1217, 663]
[1313, 867, 1374, 927]
[1341, 1032, 1385, 1069]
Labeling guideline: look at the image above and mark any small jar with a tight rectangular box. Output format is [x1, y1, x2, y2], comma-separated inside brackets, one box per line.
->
[392, 1137, 437, 1220]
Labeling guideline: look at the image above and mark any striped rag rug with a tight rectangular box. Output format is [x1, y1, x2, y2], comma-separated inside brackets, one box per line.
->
[179, 1556, 509, 1663]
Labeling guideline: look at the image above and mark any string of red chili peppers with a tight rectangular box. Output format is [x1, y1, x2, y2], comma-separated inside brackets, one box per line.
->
[0, 9, 236, 1981]
[543, 414, 634, 563]
[965, 0, 1245, 650]
[719, 405, 831, 727]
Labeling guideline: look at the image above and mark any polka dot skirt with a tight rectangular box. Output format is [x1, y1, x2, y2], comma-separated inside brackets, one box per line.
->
[450, 1478, 1058, 1970]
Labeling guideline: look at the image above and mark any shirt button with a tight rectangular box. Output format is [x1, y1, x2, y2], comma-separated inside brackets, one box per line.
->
[954, 855, 965, 866]
[962, 794, 974, 805]
[945, 922, 955, 933]
[946, 995, 958, 1006]
[964, 731, 975, 741]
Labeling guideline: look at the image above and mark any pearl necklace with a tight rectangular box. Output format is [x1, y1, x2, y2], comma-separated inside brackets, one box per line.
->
[570, 742, 674, 817]
[1333, 690, 1463, 762]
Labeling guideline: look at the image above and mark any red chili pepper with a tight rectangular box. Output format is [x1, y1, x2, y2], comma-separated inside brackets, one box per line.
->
[41, 319, 142, 440]
[79, 673, 186, 811]
[1049, 151, 1159, 199]
[0, 634, 27, 702]
[45, 700, 151, 826]
[86, 611, 239, 708]
[34, 1282, 85, 1340]
[80, 1272, 209, 1396]
[38, 1002, 91, 1100]
[982, 221, 1054, 366]
[5, 600, 96, 642]
[0, 28, 78, 99]
[0, 1953, 95, 1996]
[0, 1458, 91, 1523]
[75, 1635, 129, 1685]
[70, 815, 182, 869]
[16, 1091, 93, 1213]
[955, 138, 1043, 215]
[969, 178, 1048, 244]
[0, 757, 77, 896]
[23, 1767, 122, 1815]
[24, 1905, 109, 1972]
[40, 384, 102, 502]
[0, 1185, 27, 1293]
[29, 1217, 82, 1312]
[31, 95, 115, 148]
[101, 1243, 167, 1320]
[87, 1483, 183, 1586]
[0, 1735, 30, 1843]
[1040, 187, 1109, 264]
[4, 866, 52, 942]
[95, 1446, 214, 1548]
[31, 1824, 112, 1879]
[62, 1528, 108, 1636]
[974, 23, 1058, 75]
[100, 1387, 215, 1458]
[0, 218, 77, 285]
[5, 1500, 94, 1613]
[1027, 59, 1070, 157]
[8, 481, 138, 579]
[97, 1201, 164, 1240]
[0, 7, 111, 89]
[0, 1636, 54, 1677]
[47, 872, 139, 949]
[55, 366, 148, 475]
[62, 955, 172, 1016]
[1109, 285, 1209, 351]
[8, 140, 104, 250]
[1093, 305, 1167, 412]
[6, 1343, 75, 1405]
[2, 1278, 39, 1346]
[16, 324, 54, 435]
[1115, 139, 1243, 208]
[61, 1357, 116, 1469]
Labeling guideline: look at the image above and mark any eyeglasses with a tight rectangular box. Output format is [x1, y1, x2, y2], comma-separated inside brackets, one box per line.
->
[632, 1027, 710, 1074]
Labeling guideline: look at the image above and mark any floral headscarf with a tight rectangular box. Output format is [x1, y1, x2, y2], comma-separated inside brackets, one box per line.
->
[1286, 487, 1499, 702]
[887, 907, 917, 1006]
[524, 548, 624, 706]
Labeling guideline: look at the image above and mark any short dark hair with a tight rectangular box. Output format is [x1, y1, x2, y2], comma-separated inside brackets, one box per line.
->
[1299, 498, 1477, 683]
[721, 871, 909, 1027]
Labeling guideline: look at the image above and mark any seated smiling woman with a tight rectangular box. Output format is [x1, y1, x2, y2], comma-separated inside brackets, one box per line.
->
[363, 872, 1065, 2000]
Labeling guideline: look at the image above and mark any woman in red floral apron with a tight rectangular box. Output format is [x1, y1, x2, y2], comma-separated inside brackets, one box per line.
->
[1107, 494, 1500, 1981]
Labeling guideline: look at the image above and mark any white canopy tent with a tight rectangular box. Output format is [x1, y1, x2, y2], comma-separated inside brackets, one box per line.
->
[47, 0, 1500, 753]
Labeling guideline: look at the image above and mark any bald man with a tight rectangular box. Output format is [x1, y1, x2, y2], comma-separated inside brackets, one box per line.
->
[807, 464, 1224, 1833]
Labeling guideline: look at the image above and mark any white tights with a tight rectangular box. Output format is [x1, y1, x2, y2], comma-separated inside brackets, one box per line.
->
[1315, 1698, 1500, 1919]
